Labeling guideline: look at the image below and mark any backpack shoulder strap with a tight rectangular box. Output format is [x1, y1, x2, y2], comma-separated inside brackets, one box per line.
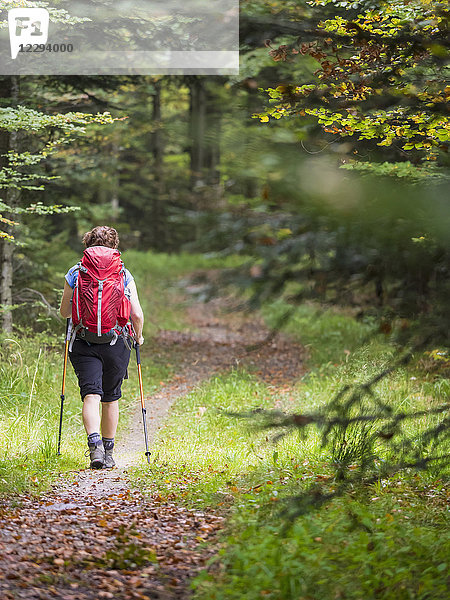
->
[72, 262, 82, 283]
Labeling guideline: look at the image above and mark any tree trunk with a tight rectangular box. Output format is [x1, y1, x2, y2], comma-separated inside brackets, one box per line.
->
[189, 77, 206, 189]
[0, 76, 20, 333]
[1, 226, 14, 332]
[244, 83, 260, 199]
[110, 142, 120, 220]
[189, 77, 222, 192]
[151, 80, 166, 250]
[205, 84, 221, 188]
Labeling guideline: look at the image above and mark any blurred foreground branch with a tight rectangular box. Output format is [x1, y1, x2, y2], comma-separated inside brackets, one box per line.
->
[227, 339, 449, 517]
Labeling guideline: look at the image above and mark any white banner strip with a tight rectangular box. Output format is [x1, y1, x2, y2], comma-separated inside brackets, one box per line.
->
[2, 51, 240, 75]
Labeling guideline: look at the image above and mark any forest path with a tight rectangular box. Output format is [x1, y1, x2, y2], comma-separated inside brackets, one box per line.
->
[0, 297, 305, 600]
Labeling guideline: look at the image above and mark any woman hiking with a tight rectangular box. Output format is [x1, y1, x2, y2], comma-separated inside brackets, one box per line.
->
[59, 226, 144, 469]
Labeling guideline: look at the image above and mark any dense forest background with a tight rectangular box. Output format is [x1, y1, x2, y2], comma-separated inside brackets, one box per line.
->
[1, 0, 449, 343]
[0, 3, 448, 597]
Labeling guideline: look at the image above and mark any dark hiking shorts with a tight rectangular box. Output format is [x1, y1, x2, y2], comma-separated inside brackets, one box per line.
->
[69, 337, 131, 403]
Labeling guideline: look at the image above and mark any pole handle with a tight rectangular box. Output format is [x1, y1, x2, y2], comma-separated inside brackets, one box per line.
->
[135, 341, 141, 365]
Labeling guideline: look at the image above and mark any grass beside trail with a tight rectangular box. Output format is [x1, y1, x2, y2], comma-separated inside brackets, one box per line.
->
[2, 250, 448, 597]
[0, 333, 82, 495]
[0, 251, 236, 496]
[0, 329, 174, 496]
[130, 299, 449, 599]
[123, 250, 243, 336]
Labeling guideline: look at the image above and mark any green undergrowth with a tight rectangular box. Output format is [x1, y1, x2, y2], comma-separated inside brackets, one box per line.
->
[0, 250, 241, 496]
[131, 369, 325, 507]
[129, 299, 448, 600]
[194, 485, 449, 600]
[261, 299, 374, 365]
[0, 333, 83, 496]
[123, 250, 244, 336]
[133, 305, 448, 507]
[0, 329, 174, 496]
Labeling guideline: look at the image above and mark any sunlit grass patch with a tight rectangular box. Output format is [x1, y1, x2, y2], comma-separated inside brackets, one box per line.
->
[123, 250, 245, 336]
[0, 331, 171, 496]
[261, 299, 374, 365]
[127, 297, 449, 600]
[0, 249, 218, 496]
[131, 369, 325, 507]
[132, 301, 448, 510]
[0, 334, 85, 495]
[193, 489, 449, 600]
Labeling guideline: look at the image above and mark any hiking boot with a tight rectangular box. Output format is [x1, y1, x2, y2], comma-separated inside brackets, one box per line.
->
[87, 445, 105, 469]
[104, 448, 116, 469]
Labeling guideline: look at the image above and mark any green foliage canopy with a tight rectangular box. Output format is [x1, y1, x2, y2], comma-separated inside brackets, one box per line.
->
[0, 104, 116, 240]
[0, 0, 89, 28]
[254, 0, 449, 172]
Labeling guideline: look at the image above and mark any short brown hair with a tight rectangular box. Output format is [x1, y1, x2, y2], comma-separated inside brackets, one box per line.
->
[82, 226, 119, 249]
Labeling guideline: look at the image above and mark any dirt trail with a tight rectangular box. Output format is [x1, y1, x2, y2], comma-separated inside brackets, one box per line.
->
[0, 298, 305, 600]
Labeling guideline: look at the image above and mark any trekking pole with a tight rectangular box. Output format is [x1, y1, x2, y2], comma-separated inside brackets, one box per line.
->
[57, 319, 70, 456]
[135, 342, 151, 464]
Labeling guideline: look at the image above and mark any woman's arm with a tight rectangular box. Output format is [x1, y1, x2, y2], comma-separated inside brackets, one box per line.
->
[60, 281, 73, 318]
[128, 280, 145, 345]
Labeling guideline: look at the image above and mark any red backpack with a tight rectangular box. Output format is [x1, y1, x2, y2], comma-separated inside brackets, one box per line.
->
[70, 246, 131, 347]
